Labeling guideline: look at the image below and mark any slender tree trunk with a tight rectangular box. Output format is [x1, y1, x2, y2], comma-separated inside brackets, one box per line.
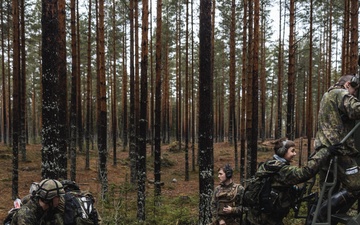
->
[211, 0, 215, 142]
[70, 0, 78, 181]
[129, 0, 137, 184]
[154, 0, 162, 197]
[76, 0, 83, 153]
[85, 0, 92, 170]
[176, 1, 182, 153]
[134, 0, 140, 176]
[19, 0, 26, 161]
[198, 0, 213, 223]
[341, 0, 350, 74]
[350, 0, 358, 74]
[111, 0, 117, 166]
[12, 0, 20, 199]
[307, 0, 313, 157]
[191, 0, 195, 172]
[229, 0, 237, 170]
[137, 0, 148, 220]
[286, 0, 295, 140]
[97, 0, 108, 199]
[1, 0, 7, 144]
[184, 0, 189, 181]
[260, 1, 266, 141]
[240, 0, 248, 184]
[246, 0, 254, 178]
[275, 0, 283, 139]
[162, 37, 169, 144]
[122, 15, 128, 151]
[250, 0, 259, 176]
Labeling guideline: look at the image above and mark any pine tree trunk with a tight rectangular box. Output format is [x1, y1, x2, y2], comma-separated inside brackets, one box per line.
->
[58, 0, 68, 178]
[85, 0, 92, 170]
[70, 0, 78, 181]
[275, 0, 283, 139]
[240, 0, 248, 184]
[198, 0, 213, 223]
[184, 0, 189, 181]
[229, 0, 237, 169]
[137, 0, 148, 220]
[0, 0, 6, 144]
[129, 0, 137, 184]
[154, 0, 162, 197]
[19, 0, 26, 161]
[12, 0, 20, 199]
[251, 0, 260, 175]
[97, 0, 108, 199]
[111, 0, 117, 166]
[286, 0, 295, 140]
[41, 0, 61, 179]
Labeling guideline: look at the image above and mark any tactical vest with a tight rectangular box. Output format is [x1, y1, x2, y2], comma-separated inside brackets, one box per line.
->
[215, 184, 241, 216]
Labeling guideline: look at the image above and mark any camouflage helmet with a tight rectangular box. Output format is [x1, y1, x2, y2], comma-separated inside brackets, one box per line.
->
[36, 179, 65, 201]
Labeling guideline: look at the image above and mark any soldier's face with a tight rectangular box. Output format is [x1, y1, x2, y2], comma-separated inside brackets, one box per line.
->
[284, 147, 296, 163]
[52, 196, 60, 208]
[345, 81, 359, 96]
[218, 169, 227, 183]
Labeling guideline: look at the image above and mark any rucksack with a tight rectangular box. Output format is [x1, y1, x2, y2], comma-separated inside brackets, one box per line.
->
[243, 176, 275, 214]
[243, 160, 286, 214]
[63, 191, 99, 225]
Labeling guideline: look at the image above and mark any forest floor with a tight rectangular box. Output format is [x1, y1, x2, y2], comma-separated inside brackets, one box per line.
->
[0, 138, 313, 224]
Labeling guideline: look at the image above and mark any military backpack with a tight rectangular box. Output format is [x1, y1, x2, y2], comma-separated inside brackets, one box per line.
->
[243, 160, 286, 214]
[243, 176, 275, 214]
[63, 191, 99, 225]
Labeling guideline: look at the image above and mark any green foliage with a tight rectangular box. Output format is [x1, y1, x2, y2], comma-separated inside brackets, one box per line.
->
[97, 182, 198, 225]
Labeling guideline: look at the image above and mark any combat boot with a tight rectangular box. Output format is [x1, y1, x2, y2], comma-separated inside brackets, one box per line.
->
[317, 189, 358, 223]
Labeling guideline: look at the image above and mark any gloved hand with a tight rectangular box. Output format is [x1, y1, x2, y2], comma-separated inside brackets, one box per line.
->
[328, 143, 343, 155]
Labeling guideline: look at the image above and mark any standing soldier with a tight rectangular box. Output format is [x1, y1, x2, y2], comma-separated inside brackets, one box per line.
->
[311, 74, 360, 222]
[210, 164, 245, 225]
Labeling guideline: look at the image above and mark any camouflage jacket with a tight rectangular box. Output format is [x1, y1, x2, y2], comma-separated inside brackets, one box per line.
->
[11, 197, 63, 225]
[210, 181, 245, 225]
[315, 88, 360, 155]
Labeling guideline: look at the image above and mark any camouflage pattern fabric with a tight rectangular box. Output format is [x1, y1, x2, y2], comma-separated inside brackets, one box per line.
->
[315, 88, 360, 155]
[210, 182, 245, 225]
[246, 148, 330, 225]
[315, 88, 360, 191]
[11, 197, 63, 225]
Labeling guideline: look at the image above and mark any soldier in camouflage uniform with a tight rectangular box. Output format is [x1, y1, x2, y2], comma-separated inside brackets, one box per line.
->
[210, 164, 245, 225]
[11, 179, 65, 225]
[311, 74, 360, 222]
[246, 138, 332, 225]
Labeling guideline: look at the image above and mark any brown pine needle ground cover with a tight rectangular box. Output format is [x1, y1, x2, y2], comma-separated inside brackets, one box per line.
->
[0, 139, 313, 224]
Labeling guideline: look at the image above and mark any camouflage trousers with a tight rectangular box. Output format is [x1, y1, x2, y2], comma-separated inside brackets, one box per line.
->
[320, 154, 360, 192]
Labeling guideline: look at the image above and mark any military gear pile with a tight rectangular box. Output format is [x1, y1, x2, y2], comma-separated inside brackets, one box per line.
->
[63, 190, 99, 225]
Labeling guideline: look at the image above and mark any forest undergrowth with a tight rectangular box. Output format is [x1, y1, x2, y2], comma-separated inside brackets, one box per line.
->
[0, 139, 316, 224]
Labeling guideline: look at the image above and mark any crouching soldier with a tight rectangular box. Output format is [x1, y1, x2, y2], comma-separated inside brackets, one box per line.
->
[11, 179, 65, 225]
